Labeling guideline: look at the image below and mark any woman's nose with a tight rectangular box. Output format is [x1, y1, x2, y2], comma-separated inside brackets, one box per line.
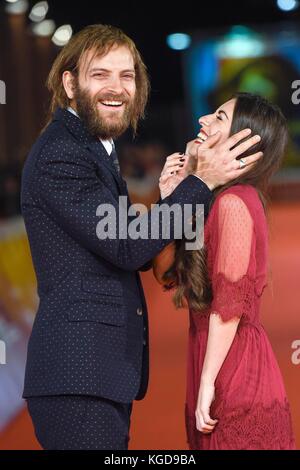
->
[198, 114, 213, 126]
[198, 115, 210, 127]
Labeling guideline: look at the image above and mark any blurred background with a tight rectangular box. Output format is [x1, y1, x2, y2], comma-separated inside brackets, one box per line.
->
[0, 0, 299, 450]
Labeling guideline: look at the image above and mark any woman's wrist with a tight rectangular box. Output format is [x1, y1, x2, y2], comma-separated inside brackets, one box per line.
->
[200, 374, 215, 387]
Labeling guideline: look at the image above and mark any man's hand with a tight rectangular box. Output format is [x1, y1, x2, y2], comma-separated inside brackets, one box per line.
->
[187, 129, 263, 191]
[159, 152, 190, 199]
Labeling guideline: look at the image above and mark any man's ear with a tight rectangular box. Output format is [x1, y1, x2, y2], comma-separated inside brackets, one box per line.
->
[62, 71, 76, 100]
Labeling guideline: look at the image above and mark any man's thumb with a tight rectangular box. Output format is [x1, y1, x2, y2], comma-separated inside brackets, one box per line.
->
[203, 131, 221, 148]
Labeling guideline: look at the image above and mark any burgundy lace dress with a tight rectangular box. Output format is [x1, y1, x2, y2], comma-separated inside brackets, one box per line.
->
[185, 185, 296, 450]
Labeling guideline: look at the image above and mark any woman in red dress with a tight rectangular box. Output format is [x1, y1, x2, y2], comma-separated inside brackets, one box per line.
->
[153, 92, 296, 450]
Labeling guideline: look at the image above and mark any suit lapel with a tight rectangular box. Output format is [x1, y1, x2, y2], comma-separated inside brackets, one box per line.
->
[85, 140, 128, 196]
[54, 107, 128, 196]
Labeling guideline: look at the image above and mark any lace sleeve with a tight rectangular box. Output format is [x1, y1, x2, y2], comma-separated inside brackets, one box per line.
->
[209, 193, 255, 322]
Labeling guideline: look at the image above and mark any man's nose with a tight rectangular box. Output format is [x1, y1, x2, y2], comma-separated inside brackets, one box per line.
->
[106, 76, 123, 94]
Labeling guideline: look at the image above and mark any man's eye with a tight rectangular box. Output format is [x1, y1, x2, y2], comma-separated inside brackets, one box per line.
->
[217, 115, 222, 121]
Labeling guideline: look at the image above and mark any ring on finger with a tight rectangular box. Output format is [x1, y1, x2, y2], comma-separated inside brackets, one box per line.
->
[239, 158, 246, 169]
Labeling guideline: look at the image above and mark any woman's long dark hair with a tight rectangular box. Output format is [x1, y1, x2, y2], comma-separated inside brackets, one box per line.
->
[163, 92, 288, 311]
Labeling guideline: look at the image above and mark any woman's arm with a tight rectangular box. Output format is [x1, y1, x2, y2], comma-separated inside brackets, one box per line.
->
[195, 192, 254, 434]
[195, 314, 240, 433]
[202, 313, 240, 385]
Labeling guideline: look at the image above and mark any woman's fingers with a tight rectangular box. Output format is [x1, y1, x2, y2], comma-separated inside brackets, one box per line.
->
[160, 155, 189, 179]
[165, 152, 186, 163]
[163, 155, 186, 168]
[159, 174, 172, 184]
[160, 153, 186, 174]
[199, 415, 215, 433]
[203, 412, 218, 426]
[195, 411, 217, 434]
[159, 169, 182, 183]
[162, 163, 186, 174]
[160, 168, 181, 181]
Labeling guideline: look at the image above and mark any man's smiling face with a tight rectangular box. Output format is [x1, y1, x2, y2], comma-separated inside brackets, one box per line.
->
[67, 44, 137, 139]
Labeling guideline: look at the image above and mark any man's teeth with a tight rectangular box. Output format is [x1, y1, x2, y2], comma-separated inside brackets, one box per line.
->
[101, 100, 123, 106]
[197, 131, 208, 142]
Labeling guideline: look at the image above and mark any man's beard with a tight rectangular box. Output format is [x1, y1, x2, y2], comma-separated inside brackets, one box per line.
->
[73, 83, 135, 139]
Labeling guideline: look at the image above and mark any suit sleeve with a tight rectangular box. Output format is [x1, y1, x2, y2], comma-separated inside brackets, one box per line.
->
[34, 146, 212, 271]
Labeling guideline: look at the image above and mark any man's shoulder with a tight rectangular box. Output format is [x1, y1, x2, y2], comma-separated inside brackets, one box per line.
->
[28, 118, 84, 166]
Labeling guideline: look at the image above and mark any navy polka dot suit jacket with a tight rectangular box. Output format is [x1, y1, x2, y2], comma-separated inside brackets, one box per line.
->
[21, 108, 212, 403]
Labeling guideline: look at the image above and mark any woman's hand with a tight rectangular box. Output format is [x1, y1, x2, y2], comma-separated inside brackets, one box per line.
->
[159, 152, 190, 199]
[195, 380, 218, 434]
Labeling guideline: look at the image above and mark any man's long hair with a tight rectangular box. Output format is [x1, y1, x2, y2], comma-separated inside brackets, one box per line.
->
[46, 24, 150, 133]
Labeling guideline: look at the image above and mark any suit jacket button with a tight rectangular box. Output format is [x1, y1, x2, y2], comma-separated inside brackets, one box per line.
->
[143, 340, 147, 346]
[136, 307, 143, 316]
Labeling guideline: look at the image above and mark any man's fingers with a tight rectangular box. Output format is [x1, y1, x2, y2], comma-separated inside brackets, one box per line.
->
[232, 151, 263, 171]
[201, 131, 222, 149]
[239, 151, 263, 167]
[224, 128, 252, 151]
[226, 153, 263, 180]
[230, 134, 261, 159]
